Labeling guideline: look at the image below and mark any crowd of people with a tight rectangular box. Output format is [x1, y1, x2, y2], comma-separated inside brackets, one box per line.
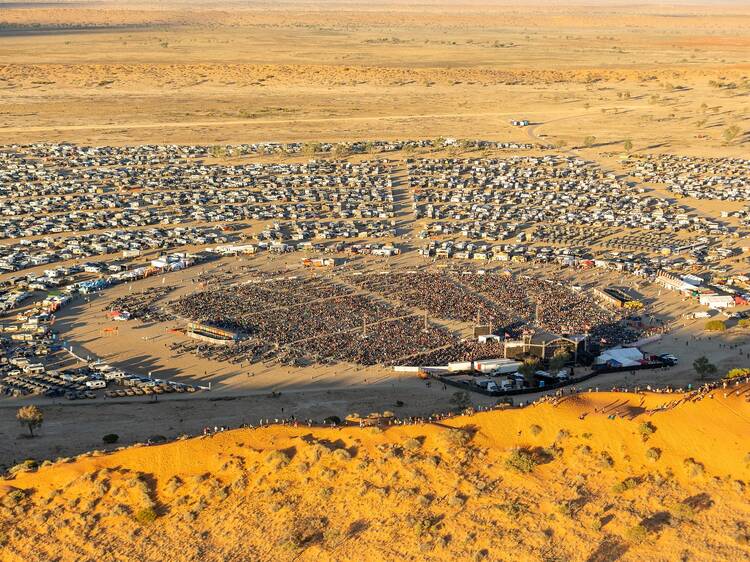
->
[167, 270, 643, 368]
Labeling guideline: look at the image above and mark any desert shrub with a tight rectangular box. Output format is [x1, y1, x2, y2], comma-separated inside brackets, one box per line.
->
[215, 487, 229, 501]
[581, 432, 593, 440]
[612, 477, 638, 493]
[598, 451, 614, 468]
[646, 448, 661, 462]
[403, 438, 422, 452]
[505, 448, 537, 474]
[133, 507, 157, 525]
[96, 479, 110, 495]
[164, 476, 182, 494]
[495, 500, 528, 517]
[576, 444, 592, 457]
[556, 429, 571, 441]
[736, 320, 750, 329]
[9, 459, 38, 475]
[102, 434, 119, 444]
[544, 445, 563, 460]
[558, 500, 575, 517]
[111, 504, 129, 516]
[684, 458, 705, 478]
[705, 319, 726, 332]
[332, 449, 352, 461]
[736, 532, 750, 546]
[266, 451, 290, 469]
[726, 368, 750, 379]
[441, 428, 472, 449]
[626, 523, 649, 543]
[638, 421, 656, 440]
[307, 443, 329, 462]
[672, 502, 695, 521]
[529, 424, 542, 436]
[4, 489, 25, 506]
[447, 493, 466, 508]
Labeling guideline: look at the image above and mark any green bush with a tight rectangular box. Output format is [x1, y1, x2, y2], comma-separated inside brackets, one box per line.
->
[638, 421, 656, 440]
[626, 523, 649, 544]
[133, 507, 157, 525]
[505, 449, 538, 473]
[704, 320, 727, 332]
[726, 368, 750, 379]
[737, 319, 750, 329]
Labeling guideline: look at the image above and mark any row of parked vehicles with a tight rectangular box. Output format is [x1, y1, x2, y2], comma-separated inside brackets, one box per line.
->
[105, 383, 196, 398]
[0, 356, 201, 399]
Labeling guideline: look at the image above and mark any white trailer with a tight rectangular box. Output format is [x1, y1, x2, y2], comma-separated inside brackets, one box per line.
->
[447, 361, 473, 372]
[473, 358, 521, 374]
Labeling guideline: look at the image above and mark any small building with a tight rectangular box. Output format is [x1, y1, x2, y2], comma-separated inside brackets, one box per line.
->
[699, 294, 735, 310]
[186, 322, 240, 345]
[593, 287, 631, 309]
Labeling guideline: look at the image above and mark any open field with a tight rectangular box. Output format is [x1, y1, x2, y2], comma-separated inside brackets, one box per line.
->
[0, 1, 748, 151]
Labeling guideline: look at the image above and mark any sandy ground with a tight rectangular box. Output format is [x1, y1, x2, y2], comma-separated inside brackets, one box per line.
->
[1, 385, 749, 562]
[0, 1, 747, 151]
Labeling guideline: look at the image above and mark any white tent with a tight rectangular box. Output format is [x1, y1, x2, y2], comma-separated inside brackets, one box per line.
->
[595, 347, 644, 367]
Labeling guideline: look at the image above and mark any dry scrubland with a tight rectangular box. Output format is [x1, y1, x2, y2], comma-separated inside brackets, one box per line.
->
[1, 389, 750, 561]
[0, 1, 747, 151]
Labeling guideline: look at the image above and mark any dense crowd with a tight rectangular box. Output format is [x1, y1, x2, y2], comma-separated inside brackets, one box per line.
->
[109, 286, 177, 322]
[168, 271, 641, 367]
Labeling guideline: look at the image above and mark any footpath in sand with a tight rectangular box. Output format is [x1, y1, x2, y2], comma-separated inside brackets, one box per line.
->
[1, 384, 749, 562]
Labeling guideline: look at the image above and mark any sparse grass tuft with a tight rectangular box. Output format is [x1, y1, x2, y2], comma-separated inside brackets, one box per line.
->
[626, 523, 649, 544]
[612, 477, 638, 493]
[529, 424, 542, 436]
[266, 451, 291, 469]
[638, 422, 656, 441]
[684, 458, 705, 478]
[646, 448, 661, 462]
[332, 449, 352, 461]
[403, 437, 422, 452]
